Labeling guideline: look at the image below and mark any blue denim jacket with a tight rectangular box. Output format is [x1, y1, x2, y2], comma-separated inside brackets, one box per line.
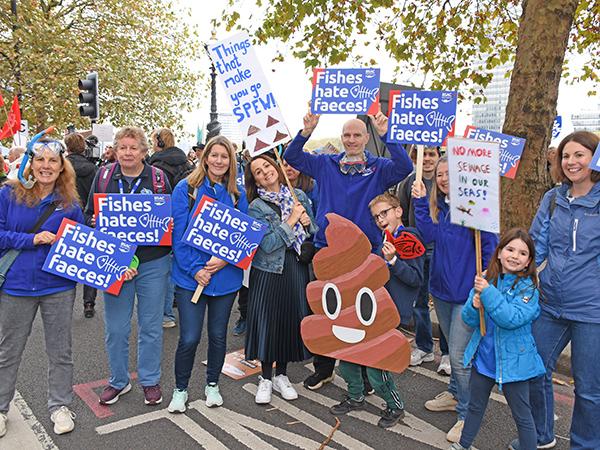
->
[248, 188, 317, 274]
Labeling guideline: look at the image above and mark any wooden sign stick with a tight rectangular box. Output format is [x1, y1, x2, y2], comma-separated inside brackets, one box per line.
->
[415, 145, 424, 184]
[273, 144, 299, 203]
[191, 284, 204, 304]
[474, 229, 486, 336]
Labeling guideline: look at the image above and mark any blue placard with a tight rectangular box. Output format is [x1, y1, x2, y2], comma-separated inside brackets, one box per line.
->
[94, 194, 173, 246]
[552, 116, 562, 140]
[43, 219, 137, 294]
[387, 90, 458, 146]
[588, 142, 600, 171]
[311, 68, 381, 115]
[464, 126, 526, 179]
[182, 195, 267, 269]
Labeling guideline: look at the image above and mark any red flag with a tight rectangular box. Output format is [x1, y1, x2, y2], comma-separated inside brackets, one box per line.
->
[0, 92, 4, 107]
[0, 96, 21, 140]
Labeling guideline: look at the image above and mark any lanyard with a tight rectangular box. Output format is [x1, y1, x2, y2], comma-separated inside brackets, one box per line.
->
[118, 177, 142, 194]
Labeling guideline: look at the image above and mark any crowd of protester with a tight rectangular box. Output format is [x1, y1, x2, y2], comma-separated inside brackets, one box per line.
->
[0, 114, 598, 450]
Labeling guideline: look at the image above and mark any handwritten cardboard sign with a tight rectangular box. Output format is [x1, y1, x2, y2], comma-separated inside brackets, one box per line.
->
[94, 194, 172, 246]
[311, 68, 380, 115]
[182, 195, 267, 269]
[387, 90, 457, 146]
[43, 219, 137, 295]
[207, 32, 290, 156]
[464, 126, 526, 179]
[447, 137, 500, 233]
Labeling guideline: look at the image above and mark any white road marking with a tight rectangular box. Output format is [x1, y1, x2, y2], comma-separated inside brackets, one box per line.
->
[8, 390, 57, 450]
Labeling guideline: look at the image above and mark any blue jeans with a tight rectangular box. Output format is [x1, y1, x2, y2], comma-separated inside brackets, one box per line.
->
[530, 309, 600, 449]
[163, 254, 176, 322]
[174, 286, 236, 388]
[433, 297, 472, 420]
[103, 255, 169, 389]
[461, 368, 536, 450]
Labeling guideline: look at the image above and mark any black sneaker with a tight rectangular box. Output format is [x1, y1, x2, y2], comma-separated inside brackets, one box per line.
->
[377, 407, 405, 428]
[303, 372, 335, 390]
[363, 376, 375, 395]
[232, 319, 246, 336]
[330, 397, 365, 415]
[84, 303, 95, 318]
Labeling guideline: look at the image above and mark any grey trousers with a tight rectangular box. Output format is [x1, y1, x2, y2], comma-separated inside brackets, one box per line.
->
[0, 289, 75, 414]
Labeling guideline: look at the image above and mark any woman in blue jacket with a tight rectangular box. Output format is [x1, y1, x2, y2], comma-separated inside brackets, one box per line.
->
[0, 140, 83, 438]
[167, 136, 248, 413]
[411, 156, 497, 443]
[244, 154, 316, 405]
[454, 228, 545, 450]
[527, 131, 600, 450]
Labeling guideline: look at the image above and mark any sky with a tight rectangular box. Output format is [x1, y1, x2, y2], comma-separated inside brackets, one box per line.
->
[176, 0, 599, 147]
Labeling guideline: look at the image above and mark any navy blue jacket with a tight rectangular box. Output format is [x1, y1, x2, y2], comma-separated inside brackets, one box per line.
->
[414, 195, 497, 303]
[530, 182, 600, 323]
[284, 131, 412, 249]
[375, 226, 425, 326]
[0, 185, 84, 296]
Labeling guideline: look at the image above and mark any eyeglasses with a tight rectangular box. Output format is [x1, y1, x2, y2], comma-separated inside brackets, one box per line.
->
[31, 141, 64, 156]
[372, 207, 394, 222]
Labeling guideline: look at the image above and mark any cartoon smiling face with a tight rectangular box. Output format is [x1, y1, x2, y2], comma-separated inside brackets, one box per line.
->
[300, 214, 411, 373]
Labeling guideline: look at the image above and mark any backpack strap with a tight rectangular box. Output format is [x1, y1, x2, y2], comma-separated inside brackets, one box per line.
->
[97, 163, 117, 193]
[151, 166, 165, 194]
[187, 183, 196, 211]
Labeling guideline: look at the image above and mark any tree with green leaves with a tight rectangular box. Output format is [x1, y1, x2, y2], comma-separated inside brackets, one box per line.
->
[219, 0, 599, 229]
[0, 0, 203, 136]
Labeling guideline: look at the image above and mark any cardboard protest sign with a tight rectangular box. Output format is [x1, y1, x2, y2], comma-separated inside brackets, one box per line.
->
[311, 68, 380, 115]
[182, 195, 267, 269]
[203, 349, 263, 380]
[43, 219, 137, 295]
[552, 116, 562, 140]
[387, 90, 457, 146]
[588, 141, 600, 171]
[447, 137, 500, 233]
[300, 214, 411, 373]
[207, 32, 290, 156]
[94, 194, 172, 246]
[464, 126, 526, 179]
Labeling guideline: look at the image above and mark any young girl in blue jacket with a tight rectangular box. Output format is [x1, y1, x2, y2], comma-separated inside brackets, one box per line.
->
[451, 228, 545, 450]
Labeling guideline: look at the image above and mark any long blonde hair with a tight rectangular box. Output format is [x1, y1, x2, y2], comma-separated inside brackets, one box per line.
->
[8, 154, 79, 208]
[429, 156, 448, 223]
[187, 135, 239, 197]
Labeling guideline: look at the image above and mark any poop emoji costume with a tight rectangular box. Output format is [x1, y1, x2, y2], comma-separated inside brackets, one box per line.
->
[301, 214, 411, 373]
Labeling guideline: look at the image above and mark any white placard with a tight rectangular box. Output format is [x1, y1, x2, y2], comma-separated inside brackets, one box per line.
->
[207, 32, 290, 156]
[12, 120, 28, 147]
[447, 137, 500, 233]
[92, 124, 115, 143]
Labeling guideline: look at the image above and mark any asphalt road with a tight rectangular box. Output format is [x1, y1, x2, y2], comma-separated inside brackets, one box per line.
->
[12, 286, 574, 450]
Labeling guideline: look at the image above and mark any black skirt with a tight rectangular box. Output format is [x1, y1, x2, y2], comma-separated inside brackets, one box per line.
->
[245, 250, 311, 363]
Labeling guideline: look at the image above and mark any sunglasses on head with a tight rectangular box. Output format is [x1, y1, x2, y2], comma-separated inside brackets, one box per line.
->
[31, 141, 65, 157]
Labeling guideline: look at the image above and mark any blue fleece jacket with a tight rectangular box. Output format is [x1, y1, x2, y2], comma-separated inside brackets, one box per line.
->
[375, 226, 425, 326]
[284, 131, 413, 249]
[530, 182, 600, 323]
[462, 274, 546, 386]
[0, 185, 84, 296]
[171, 177, 248, 296]
[414, 194, 498, 303]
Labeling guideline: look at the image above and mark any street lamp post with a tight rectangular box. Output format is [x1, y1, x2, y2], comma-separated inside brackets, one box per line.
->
[206, 30, 221, 141]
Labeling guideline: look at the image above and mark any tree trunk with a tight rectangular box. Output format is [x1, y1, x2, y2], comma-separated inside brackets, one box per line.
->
[501, 0, 579, 231]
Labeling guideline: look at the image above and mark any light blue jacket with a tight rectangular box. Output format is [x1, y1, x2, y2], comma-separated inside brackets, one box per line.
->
[529, 182, 600, 323]
[248, 188, 317, 274]
[171, 177, 248, 295]
[462, 274, 546, 386]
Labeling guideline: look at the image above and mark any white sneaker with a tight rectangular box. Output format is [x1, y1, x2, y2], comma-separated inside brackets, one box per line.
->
[425, 391, 458, 412]
[255, 376, 273, 404]
[50, 406, 75, 435]
[446, 419, 464, 443]
[0, 412, 7, 438]
[272, 374, 298, 400]
[410, 348, 435, 366]
[437, 355, 451, 376]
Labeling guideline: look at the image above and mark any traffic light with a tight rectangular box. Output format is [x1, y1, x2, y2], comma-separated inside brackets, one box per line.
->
[78, 72, 99, 121]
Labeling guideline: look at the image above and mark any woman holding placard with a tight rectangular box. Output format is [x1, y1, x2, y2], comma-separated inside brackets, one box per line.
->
[0, 139, 83, 437]
[168, 136, 248, 413]
[411, 156, 497, 443]
[525, 131, 600, 450]
[244, 154, 316, 405]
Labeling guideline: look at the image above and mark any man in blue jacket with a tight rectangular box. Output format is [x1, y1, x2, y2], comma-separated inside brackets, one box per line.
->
[285, 108, 413, 390]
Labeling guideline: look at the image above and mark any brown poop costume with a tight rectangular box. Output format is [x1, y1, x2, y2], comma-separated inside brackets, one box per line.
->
[300, 213, 411, 373]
